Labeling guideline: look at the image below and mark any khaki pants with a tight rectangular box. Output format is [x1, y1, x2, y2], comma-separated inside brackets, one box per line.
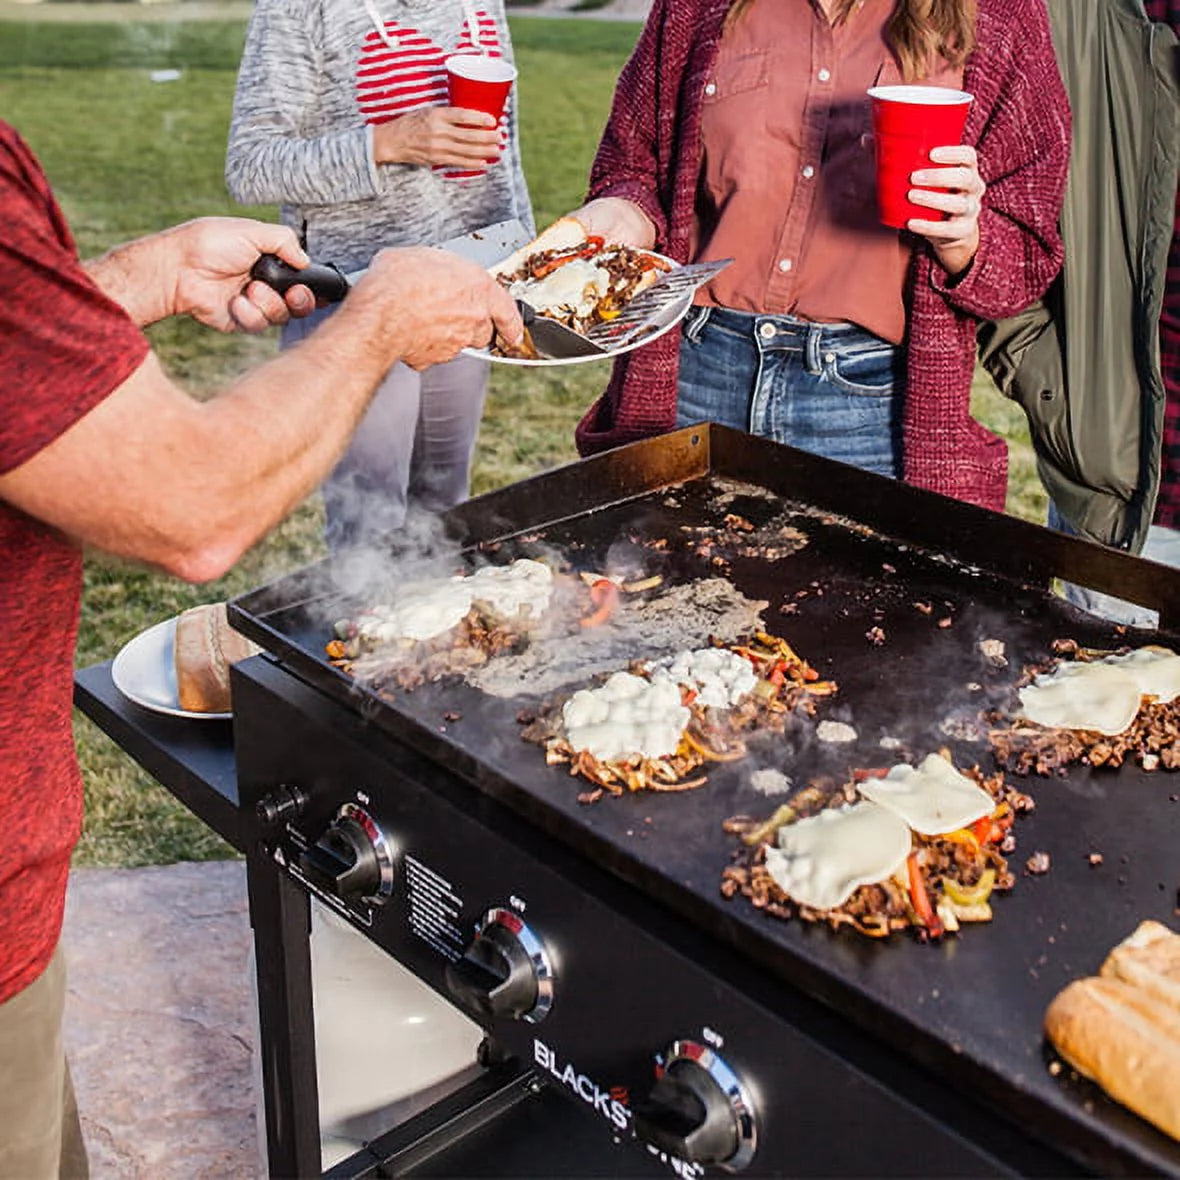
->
[0, 948, 88, 1179]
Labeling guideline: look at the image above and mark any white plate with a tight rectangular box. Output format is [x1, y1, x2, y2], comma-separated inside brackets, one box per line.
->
[465, 252, 692, 367]
[111, 616, 231, 721]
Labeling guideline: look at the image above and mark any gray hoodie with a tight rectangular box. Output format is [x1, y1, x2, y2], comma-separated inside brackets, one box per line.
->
[225, 0, 534, 273]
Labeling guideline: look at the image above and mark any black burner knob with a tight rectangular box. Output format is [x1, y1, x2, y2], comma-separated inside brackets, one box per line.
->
[445, 909, 553, 1023]
[299, 813, 383, 901]
[255, 783, 308, 827]
[633, 1044, 757, 1171]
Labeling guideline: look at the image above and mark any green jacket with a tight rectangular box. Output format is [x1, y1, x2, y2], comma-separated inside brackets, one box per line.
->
[978, 0, 1179, 551]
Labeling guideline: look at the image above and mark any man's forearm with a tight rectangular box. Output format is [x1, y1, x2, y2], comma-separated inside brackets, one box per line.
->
[82, 225, 184, 327]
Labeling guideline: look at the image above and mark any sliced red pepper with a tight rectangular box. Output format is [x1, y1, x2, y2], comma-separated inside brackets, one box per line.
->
[580, 578, 619, 628]
[852, 767, 890, 782]
[530, 236, 605, 279]
[971, 808, 1013, 846]
[970, 816, 995, 845]
[907, 851, 944, 937]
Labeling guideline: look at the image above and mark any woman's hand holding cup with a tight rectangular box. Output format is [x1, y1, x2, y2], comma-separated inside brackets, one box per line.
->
[906, 145, 987, 278]
[372, 107, 501, 169]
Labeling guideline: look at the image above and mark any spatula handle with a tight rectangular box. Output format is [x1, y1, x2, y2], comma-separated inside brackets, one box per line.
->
[251, 254, 351, 304]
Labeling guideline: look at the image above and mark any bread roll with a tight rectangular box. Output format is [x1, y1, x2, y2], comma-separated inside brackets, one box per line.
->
[1046, 921, 1180, 1142]
[1101, 920, 1180, 1011]
[489, 216, 588, 279]
[174, 603, 260, 714]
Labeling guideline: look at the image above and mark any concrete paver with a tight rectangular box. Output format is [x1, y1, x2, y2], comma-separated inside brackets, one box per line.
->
[62, 860, 262, 1179]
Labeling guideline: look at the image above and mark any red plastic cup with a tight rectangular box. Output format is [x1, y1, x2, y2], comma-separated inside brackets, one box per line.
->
[445, 53, 517, 123]
[867, 85, 973, 229]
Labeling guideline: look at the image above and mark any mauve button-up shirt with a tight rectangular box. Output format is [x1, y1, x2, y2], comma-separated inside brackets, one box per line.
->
[694, 0, 963, 345]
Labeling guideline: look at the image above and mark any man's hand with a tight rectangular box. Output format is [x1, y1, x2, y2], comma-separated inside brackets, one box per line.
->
[342, 247, 522, 370]
[906, 145, 986, 279]
[166, 217, 316, 332]
[569, 197, 656, 250]
[86, 216, 316, 331]
[373, 107, 502, 168]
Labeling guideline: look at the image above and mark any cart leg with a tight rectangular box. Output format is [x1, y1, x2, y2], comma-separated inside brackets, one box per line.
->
[247, 853, 321, 1179]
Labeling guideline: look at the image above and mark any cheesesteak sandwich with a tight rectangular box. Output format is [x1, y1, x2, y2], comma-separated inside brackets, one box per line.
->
[488, 217, 671, 356]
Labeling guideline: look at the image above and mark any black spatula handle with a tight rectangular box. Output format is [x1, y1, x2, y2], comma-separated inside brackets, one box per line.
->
[251, 254, 351, 304]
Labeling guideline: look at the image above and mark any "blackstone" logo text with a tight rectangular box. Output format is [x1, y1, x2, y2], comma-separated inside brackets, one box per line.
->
[533, 1039, 631, 1131]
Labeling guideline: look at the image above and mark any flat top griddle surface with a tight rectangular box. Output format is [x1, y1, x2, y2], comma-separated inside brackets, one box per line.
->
[232, 443, 1180, 1175]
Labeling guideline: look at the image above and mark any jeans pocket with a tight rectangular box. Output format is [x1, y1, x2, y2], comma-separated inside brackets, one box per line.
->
[824, 339, 899, 397]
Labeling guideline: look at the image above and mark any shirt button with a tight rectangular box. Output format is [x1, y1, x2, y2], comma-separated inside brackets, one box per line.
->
[817, 67, 831, 83]
[801, 164, 815, 179]
[704, 81, 717, 96]
[759, 322, 776, 339]
[778, 258, 793, 273]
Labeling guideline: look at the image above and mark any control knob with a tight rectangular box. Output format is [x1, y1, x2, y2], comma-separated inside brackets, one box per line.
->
[255, 783, 308, 827]
[297, 803, 395, 903]
[633, 1041, 757, 1172]
[445, 907, 554, 1023]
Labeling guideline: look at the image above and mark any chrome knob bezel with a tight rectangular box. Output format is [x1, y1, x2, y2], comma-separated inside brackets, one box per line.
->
[337, 802, 397, 901]
[477, 906, 555, 1023]
[660, 1039, 758, 1172]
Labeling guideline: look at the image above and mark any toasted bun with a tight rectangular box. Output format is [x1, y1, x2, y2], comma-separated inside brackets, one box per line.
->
[489, 216, 589, 279]
[1100, 920, 1180, 1011]
[174, 603, 260, 714]
[1045, 975, 1180, 1141]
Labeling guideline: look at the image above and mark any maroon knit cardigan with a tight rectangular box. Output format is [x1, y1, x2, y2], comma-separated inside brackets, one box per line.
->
[575, 0, 1071, 512]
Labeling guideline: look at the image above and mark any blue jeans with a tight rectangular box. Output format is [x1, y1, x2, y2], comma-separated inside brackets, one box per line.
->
[1048, 503, 1176, 629]
[676, 306, 903, 478]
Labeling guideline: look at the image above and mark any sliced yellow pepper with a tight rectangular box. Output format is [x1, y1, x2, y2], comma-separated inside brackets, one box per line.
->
[941, 868, 996, 908]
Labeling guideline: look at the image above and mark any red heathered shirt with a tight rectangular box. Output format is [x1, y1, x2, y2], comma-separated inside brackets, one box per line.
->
[0, 122, 149, 1004]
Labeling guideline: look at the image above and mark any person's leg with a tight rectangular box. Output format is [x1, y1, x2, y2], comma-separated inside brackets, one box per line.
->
[1047, 503, 1164, 628]
[405, 353, 491, 516]
[322, 362, 422, 551]
[283, 307, 422, 551]
[758, 320, 903, 478]
[0, 947, 88, 1180]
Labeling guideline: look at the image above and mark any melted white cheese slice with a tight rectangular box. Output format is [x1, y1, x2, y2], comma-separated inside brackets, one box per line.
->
[468, 558, 553, 621]
[561, 671, 689, 762]
[764, 802, 912, 912]
[1017, 645, 1180, 735]
[509, 259, 609, 319]
[1108, 646, 1180, 704]
[857, 753, 994, 836]
[652, 647, 756, 710]
[358, 579, 474, 643]
[358, 559, 553, 644]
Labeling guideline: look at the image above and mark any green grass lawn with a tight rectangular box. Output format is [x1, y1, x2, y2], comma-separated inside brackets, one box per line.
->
[0, 14, 1045, 868]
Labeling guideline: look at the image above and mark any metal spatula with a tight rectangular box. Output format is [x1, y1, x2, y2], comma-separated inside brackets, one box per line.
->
[584, 257, 733, 350]
[514, 300, 611, 359]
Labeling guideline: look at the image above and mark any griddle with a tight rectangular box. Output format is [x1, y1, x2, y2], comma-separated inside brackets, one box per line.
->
[230, 425, 1180, 1174]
